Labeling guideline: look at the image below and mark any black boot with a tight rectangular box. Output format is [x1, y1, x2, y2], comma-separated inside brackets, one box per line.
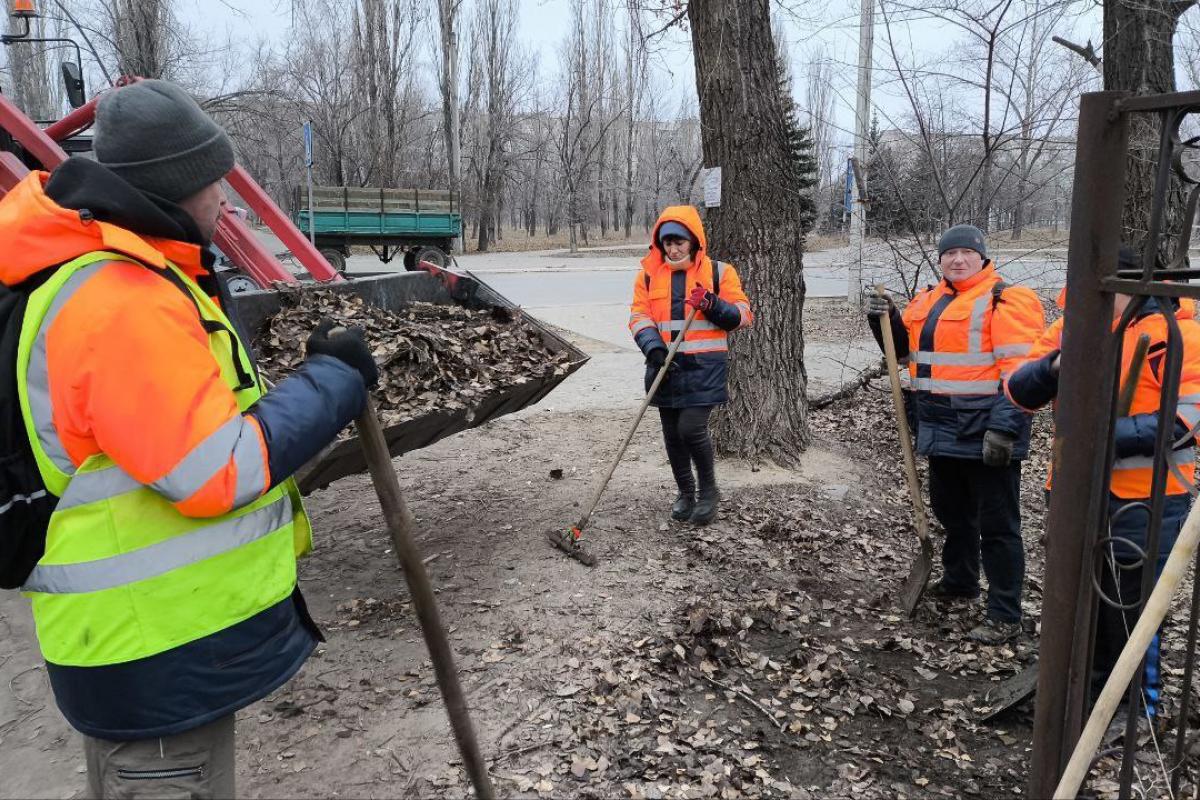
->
[671, 492, 695, 521]
[690, 481, 720, 525]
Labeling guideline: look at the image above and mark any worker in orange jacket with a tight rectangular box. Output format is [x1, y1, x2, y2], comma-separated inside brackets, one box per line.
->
[1006, 246, 1200, 721]
[867, 224, 1044, 643]
[0, 80, 376, 798]
[629, 206, 751, 525]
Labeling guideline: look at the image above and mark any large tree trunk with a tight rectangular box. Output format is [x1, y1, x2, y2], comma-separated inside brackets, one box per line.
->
[1104, 0, 1196, 258]
[687, 0, 809, 463]
[6, 3, 53, 120]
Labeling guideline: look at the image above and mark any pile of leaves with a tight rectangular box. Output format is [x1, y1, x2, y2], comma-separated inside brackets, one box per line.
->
[254, 288, 575, 426]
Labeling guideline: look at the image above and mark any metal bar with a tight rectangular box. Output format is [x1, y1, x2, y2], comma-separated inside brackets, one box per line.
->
[1118, 91, 1200, 113]
[42, 93, 99, 142]
[1140, 112, 1176, 280]
[212, 207, 297, 287]
[0, 90, 67, 170]
[223, 165, 341, 283]
[1029, 90, 1131, 799]
[0, 151, 30, 193]
[1104, 279, 1200, 299]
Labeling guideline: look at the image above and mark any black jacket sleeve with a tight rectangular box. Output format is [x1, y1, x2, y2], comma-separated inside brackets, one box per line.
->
[1006, 350, 1060, 412]
[250, 354, 368, 488]
[1113, 413, 1193, 458]
[704, 295, 743, 332]
[868, 306, 909, 359]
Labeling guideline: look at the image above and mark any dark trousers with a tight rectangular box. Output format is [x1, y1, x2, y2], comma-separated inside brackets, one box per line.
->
[928, 456, 1025, 623]
[1090, 493, 1191, 717]
[659, 406, 715, 495]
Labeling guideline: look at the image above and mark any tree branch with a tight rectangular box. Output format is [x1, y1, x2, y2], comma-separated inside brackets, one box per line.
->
[1051, 36, 1100, 70]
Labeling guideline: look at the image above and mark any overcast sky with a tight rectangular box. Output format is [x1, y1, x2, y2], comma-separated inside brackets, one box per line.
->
[173, 0, 1106, 154]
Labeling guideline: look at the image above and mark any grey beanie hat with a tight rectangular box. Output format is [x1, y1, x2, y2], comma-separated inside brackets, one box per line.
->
[937, 224, 988, 259]
[94, 79, 235, 203]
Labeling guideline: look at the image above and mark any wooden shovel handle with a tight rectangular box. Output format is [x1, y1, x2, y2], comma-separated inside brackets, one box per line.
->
[355, 397, 495, 799]
[875, 287, 931, 543]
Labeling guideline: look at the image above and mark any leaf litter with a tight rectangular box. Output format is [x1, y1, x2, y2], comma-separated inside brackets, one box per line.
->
[253, 287, 574, 428]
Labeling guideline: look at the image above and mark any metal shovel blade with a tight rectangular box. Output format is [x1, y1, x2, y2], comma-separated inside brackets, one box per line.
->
[977, 663, 1039, 722]
[899, 536, 935, 617]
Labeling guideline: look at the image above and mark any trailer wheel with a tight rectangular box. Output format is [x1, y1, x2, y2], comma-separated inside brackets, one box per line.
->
[416, 246, 449, 270]
[403, 248, 419, 271]
[319, 248, 347, 273]
[226, 274, 258, 294]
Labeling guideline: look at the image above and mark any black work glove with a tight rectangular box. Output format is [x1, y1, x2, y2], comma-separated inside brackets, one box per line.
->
[646, 347, 678, 374]
[306, 318, 380, 388]
[866, 293, 894, 319]
[982, 430, 1016, 467]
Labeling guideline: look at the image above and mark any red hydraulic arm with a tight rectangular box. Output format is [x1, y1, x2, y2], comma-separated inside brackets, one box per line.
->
[0, 84, 339, 287]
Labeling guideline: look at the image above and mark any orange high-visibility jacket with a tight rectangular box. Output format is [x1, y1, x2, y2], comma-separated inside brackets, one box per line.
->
[897, 265, 1045, 459]
[1007, 299, 1200, 499]
[628, 206, 751, 407]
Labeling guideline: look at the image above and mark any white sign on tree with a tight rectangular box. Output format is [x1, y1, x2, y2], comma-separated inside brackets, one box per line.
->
[702, 166, 722, 208]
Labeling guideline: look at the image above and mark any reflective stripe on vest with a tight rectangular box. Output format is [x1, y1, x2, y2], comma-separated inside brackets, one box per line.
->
[913, 351, 996, 367]
[658, 319, 720, 333]
[17, 253, 312, 667]
[149, 415, 266, 508]
[25, 256, 115, 481]
[1112, 447, 1196, 473]
[913, 377, 1001, 394]
[907, 274, 1017, 396]
[24, 495, 292, 594]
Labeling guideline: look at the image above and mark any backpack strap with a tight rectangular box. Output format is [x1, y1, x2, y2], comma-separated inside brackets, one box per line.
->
[991, 280, 1008, 310]
[712, 260, 723, 297]
[156, 266, 257, 391]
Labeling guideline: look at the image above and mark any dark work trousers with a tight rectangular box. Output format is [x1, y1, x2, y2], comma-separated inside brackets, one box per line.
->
[659, 406, 716, 496]
[1090, 493, 1191, 718]
[928, 456, 1025, 623]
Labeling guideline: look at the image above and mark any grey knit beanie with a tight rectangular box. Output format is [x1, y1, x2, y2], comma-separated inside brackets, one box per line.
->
[937, 224, 988, 259]
[94, 79, 234, 203]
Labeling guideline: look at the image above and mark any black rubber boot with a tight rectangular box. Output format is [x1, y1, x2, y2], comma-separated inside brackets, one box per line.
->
[671, 492, 695, 521]
[690, 482, 720, 525]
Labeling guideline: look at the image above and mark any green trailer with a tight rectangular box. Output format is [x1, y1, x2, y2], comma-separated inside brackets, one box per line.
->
[291, 184, 462, 273]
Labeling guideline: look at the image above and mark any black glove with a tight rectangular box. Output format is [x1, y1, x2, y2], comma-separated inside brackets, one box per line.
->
[866, 293, 894, 318]
[982, 430, 1016, 467]
[306, 319, 379, 388]
[646, 348, 677, 373]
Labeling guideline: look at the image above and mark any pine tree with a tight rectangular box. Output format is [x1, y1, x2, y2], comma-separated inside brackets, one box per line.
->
[774, 43, 818, 234]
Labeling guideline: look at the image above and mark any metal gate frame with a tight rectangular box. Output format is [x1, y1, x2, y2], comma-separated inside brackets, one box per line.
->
[1032, 89, 1200, 798]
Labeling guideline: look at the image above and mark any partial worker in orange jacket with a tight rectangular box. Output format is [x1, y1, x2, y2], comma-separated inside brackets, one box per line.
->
[867, 225, 1044, 643]
[629, 206, 751, 525]
[1006, 246, 1200, 723]
[0, 80, 376, 798]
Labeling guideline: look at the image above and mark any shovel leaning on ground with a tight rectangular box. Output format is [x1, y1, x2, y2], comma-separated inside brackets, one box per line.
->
[876, 287, 935, 616]
[549, 305, 701, 566]
[353, 394, 496, 799]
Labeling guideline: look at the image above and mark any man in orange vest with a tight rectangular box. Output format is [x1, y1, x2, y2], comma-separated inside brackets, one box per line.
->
[867, 224, 1044, 643]
[1006, 246, 1200, 721]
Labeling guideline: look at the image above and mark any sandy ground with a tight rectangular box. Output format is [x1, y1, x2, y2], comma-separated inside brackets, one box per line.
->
[2, 295, 1192, 799]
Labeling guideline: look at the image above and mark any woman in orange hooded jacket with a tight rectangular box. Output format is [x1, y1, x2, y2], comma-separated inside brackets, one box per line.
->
[629, 206, 752, 525]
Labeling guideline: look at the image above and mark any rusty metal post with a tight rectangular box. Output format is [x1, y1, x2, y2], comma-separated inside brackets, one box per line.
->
[1028, 90, 1130, 798]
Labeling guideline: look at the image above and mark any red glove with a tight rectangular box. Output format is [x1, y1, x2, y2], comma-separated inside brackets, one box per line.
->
[687, 285, 714, 312]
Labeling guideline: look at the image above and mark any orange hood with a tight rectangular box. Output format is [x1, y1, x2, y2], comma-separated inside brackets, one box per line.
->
[642, 205, 709, 272]
[0, 170, 202, 286]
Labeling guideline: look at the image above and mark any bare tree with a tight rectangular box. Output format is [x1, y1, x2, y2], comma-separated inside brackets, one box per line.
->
[435, 0, 464, 249]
